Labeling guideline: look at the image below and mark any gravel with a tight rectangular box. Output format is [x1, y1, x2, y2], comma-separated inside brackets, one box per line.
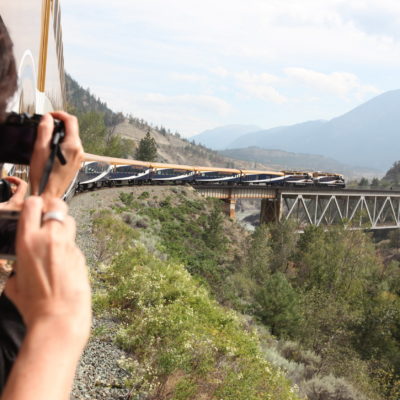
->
[69, 188, 137, 400]
[70, 318, 131, 400]
[68, 186, 188, 400]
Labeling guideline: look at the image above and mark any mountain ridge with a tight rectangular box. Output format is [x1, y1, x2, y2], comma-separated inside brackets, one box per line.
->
[196, 89, 400, 171]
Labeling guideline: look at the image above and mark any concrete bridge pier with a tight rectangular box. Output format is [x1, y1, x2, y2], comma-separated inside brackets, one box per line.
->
[260, 195, 282, 224]
[223, 198, 237, 219]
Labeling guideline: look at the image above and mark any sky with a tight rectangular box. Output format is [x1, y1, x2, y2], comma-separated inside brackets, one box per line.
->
[61, 0, 400, 137]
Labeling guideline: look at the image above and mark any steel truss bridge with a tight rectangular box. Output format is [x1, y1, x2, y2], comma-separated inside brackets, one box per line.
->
[195, 186, 400, 230]
[80, 154, 398, 230]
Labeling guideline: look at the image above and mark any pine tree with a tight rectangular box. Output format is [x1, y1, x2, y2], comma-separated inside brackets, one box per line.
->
[135, 130, 158, 161]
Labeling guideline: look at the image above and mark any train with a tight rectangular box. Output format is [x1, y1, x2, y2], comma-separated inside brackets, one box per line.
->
[74, 159, 346, 193]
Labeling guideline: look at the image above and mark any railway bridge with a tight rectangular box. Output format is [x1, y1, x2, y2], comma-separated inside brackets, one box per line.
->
[195, 186, 400, 230]
[81, 154, 399, 230]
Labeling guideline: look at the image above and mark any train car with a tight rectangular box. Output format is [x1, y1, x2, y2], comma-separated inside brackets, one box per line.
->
[193, 167, 241, 184]
[283, 171, 314, 186]
[76, 161, 112, 191]
[240, 170, 285, 185]
[1, 0, 66, 180]
[312, 172, 345, 188]
[0, 1, 65, 114]
[150, 167, 195, 183]
[106, 163, 152, 185]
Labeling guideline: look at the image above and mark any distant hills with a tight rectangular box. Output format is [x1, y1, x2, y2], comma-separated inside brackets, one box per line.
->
[193, 90, 400, 171]
[65, 74, 277, 171]
[220, 147, 379, 179]
[191, 125, 261, 150]
[66, 73, 392, 178]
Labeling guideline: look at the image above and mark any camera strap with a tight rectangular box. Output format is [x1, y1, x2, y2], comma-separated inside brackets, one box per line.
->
[38, 131, 67, 194]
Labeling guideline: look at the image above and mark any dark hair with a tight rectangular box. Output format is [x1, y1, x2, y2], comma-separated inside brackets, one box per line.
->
[0, 17, 17, 122]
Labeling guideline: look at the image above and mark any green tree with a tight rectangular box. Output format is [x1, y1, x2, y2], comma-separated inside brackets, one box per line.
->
[268, 220, 298, 274]
[358, 177, 369, 187]
[370, 177, 380, 188]
[78, 111, 107, 154]
[245, 224, 272, 284]
[256, 272, 301, 337]
[103, 134, 135, 158]
[135, 130, 158, 161]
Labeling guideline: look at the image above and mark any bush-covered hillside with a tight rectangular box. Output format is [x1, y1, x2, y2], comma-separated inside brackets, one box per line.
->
[83, 187, 299, 400]
[70, 186, 400, 400]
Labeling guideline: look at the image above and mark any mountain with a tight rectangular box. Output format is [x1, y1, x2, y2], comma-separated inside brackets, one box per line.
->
[227, 90, 400, 171]
[220, 147, 380, 179]
[65, 73, 383, 178]
[65, 74, 273, 171]
[228, 120, 326, 153]
[191, 124, 261, 150]
[382, 160, 400, 184]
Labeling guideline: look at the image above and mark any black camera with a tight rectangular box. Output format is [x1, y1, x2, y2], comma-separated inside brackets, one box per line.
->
[0, 113, 65, 165]
[0, 179, 11, 202]
[0, 209, 19, 260]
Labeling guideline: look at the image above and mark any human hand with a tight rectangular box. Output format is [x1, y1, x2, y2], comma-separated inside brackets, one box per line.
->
[0, 176, 28, 210]
[5, 196, 91, 343]
[29, 112, 84, 202]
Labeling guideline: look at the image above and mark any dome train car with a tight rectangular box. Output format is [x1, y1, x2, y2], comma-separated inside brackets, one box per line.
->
[1, 0, 66, 180]
[75, 157, 346, 191]
[1, 0, 65, 113]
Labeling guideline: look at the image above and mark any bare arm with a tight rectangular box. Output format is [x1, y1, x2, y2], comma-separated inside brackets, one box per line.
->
[1, 197, 91, 400]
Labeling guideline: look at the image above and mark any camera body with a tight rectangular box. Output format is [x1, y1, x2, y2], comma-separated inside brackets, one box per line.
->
[0, 113, 65, 165]
[0, 210, 19, 260]
[0, 113, 65, 258]
[0, 179, 12, 202]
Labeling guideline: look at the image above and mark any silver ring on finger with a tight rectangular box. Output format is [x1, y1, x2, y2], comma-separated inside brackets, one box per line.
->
[42, 211, 66, 224]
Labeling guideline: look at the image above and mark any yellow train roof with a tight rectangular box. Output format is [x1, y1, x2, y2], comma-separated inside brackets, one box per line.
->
[84, 153, 344, 178]
[84, 153, 151, 167]
[193, 166, 241, 173]
[241, 169, 284, 176]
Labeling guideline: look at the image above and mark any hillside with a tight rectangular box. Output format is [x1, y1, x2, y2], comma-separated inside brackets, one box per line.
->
[65, 185, 400, 400]
[381, 161, 400, 185]
[66, 73, 381, 177]
[65, 74, 280, 170]
[69, 187, 300, 400]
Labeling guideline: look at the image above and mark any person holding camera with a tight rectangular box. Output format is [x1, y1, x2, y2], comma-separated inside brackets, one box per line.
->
[0, 18, 91, 400]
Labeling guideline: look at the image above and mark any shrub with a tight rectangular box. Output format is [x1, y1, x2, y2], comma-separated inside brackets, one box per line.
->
[122, 213, 150, 229]
[138, 191, 150, 200]
[278, 341, 321, 369]
[263, 346, 315, 384]
[303, 375, 367, 400]
[91, 208, 300, 399]
[92, 209, 139, 262]
[95, 245, 300, 400]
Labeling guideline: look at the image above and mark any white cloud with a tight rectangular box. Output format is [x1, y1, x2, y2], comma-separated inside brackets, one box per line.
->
[232, 71, 286, 103]
[141, 93, 231, 116]
[209, 67, 229, 78]
[207, 69, 286, 104]
[234, 71, 279, 85]
[284, 67, 381, 100]
[170, 73, 207, 82]
[60, 1, 398, 134]
[241, 84, 287, 104]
